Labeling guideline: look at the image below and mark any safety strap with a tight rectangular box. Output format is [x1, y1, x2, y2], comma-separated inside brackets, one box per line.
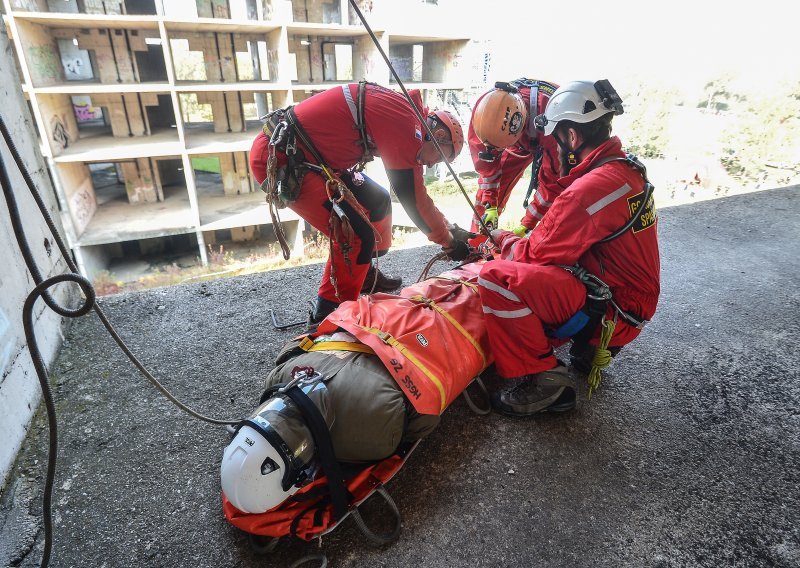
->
[432, 276, 479, 293]
[356, 325, 448, 414]
[283, 384, 350, 522]
[407, 294, 487, 366]
[507, 79, 556, 209]
[586, 153, 656, 244]
[341, 82, 375, 171]
[285, 107, 335, 181]
[298, 336, 376, 355]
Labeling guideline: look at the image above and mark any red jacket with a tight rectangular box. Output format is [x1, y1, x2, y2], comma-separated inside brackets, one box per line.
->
[249, 83, 451, 246]
[468, 80, 561, 229]
[492, 136, 661, 345]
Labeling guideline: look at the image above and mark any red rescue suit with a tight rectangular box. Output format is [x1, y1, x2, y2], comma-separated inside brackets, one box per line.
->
[478, 136, 661, 379]
[250, 84, 451, 304]
[468, 80, 561, 232]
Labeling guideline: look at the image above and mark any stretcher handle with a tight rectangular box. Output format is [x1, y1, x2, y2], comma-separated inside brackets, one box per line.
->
[462, 377, 492, 415]
[350, 485, 402, 547]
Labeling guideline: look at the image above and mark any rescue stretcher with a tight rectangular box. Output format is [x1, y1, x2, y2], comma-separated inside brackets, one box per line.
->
[221, 262, 493, 551]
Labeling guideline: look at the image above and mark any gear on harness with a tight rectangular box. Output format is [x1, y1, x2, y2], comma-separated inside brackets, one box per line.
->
[260, 105, 381, 296]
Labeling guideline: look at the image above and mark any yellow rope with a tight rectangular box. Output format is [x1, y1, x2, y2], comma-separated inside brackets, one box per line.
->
[587, 318, 616, 398]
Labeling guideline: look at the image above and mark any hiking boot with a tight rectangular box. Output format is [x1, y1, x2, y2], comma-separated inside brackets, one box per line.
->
[306, 297, 339, 333]
[491, 365, 576, 417]
[361, 264, 403, 293]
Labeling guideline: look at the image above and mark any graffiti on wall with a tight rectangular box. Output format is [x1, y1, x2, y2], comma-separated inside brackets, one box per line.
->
[50, 115, 71, 150]
[212, 0, 228, 19]
[360, 53, 375, 77]
[69, 186, 95, 232]
[73, 103, 103, 122]
[72, 95, 103, 122]
[29, 45, 62, 81]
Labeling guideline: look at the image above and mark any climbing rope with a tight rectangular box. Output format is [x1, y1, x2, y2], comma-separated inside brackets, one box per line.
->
[1, 113, 244, 568]
[587, 317, 617, 398]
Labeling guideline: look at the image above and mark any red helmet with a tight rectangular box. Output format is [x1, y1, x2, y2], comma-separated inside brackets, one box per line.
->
[428, 109, 465, 161]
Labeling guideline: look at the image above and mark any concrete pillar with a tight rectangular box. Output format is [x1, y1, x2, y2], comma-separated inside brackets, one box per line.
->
[0, 13, 76, 487]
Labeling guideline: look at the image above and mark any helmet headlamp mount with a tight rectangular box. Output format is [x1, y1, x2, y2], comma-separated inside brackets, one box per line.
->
[594, 79, 624, 115]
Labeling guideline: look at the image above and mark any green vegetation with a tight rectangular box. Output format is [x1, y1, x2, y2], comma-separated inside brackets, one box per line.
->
[191, 156, 221, 173]
[616, 80, 682, 159]
[721, 80, 800, 185]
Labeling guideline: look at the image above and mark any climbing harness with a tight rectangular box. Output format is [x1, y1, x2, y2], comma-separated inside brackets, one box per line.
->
[260, 104, 381, 297]
[340, 81, 376, 172]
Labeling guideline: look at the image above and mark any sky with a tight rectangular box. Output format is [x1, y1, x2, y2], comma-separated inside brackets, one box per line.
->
[459, 0, 799, 99]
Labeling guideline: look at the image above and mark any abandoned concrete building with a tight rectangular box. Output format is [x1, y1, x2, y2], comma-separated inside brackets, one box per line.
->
[2, 0, 485, 280]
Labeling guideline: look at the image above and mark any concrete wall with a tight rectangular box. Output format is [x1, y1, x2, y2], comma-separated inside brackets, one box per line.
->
[56, 162, 96, 236]
[0, 23, 76, 489]
[16, 20, 65, 86]
[36, 93, 79, 157]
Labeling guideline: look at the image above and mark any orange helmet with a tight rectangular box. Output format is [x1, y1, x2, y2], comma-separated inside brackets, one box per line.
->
[472, 87, 528, 150]
[428, 109, 465, 161]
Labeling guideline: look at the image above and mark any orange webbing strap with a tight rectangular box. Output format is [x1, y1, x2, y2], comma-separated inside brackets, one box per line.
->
[432, 277, 479, 293]
[356, 325, 447, 414]
[407, 294, 486, 366]
[298, 336, 376, 355]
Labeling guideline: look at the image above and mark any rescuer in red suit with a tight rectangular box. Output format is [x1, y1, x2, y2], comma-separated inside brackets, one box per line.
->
[249, 83, 468, 329]
[477, 80, 661, 416]
[468, 79, 561, 238]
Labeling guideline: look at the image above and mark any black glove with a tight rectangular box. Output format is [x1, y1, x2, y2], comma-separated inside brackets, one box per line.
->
[442, 238, 470, 261]
[449, 223, 478, 242]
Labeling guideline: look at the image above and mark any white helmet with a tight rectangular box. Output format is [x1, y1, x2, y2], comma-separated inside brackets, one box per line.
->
[221, 424, 303, 513]
[221, 376, 333, 513]
[535, 79, 624, 136]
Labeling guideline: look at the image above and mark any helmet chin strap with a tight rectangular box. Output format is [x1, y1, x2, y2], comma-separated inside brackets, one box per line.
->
[554, 130, 587, 173]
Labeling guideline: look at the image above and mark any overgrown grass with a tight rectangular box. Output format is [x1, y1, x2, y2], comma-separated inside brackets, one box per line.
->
[92, 228, 420, 296]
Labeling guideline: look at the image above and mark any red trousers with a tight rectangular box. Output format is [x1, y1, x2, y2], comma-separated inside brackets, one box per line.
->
[290, 171, 393, 303]
[477, 261, 586, 378]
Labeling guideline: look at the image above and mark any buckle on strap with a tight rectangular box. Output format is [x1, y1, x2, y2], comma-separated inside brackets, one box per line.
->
[610, 299, 648, 329]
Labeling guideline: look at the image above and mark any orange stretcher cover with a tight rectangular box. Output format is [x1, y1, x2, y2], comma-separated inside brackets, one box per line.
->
[318, 262, 492, 415]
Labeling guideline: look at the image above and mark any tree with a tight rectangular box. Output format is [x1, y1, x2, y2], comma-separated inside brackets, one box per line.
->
[615, 81, 681, 159]
[721, 80, 800, 186]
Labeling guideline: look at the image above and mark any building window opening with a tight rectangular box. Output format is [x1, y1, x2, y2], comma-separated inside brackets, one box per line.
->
[179, 93, 214, 130]
[71, 96, 109, 136]
[322, 42, 353, 82]
[171, 38, 208, 81]
[192, 156, 222, 197]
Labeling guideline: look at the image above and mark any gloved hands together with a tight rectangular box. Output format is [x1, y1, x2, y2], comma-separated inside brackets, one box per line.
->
[442, 223, 476, 261]
[442, 238, 470, 261]
[448, 223, 478, 243]
[481, 206, 499, 231]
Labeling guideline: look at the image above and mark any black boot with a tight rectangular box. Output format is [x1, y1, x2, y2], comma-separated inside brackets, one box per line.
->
[306, 296, 339, 333]
[361, 263, 403, 293]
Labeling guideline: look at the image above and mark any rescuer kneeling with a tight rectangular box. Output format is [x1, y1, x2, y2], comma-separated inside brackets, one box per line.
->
[477, 80, 661, 416]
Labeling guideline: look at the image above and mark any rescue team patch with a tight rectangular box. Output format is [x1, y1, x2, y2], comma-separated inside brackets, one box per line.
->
[536, 81, 558, 97]
[509, 111, 524, 134]
[627, 192, 657, 233]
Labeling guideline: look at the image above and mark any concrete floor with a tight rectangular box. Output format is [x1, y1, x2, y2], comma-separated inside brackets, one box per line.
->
[1, 186, 798, 568]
